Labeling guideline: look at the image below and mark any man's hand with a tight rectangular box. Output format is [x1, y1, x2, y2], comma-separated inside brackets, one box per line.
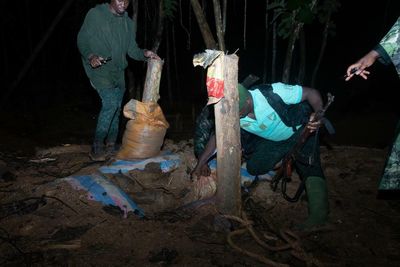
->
[345, 50, 379, 81]
[88, 54, 107, 68]
[191, 164, 211, 180]
[306, 112, 322, 133]
[144, 49, 161, 60]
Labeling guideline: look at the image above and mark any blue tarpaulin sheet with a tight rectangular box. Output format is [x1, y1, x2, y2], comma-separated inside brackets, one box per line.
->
[64, 151, 182, 218]
[99, 152, 180, 174]
[64, 173, 145, 218]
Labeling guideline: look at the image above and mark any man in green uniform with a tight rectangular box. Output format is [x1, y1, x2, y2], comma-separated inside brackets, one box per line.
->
[77, 0, 159, 161]
[345, 17, 400, 193]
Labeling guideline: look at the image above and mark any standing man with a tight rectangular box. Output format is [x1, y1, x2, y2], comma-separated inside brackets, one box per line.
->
[345, 17, 400, 194]
[192, 83, 329, 230]
[77, 0, 159, 161]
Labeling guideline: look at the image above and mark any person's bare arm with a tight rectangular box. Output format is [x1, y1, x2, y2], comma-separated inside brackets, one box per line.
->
[301, 86, 324, 132]
[301, 86, 323, 112]
[191, 134, 217, 179]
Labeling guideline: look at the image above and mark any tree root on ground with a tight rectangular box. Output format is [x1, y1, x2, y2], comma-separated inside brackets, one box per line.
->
[223, 212, 322, 267]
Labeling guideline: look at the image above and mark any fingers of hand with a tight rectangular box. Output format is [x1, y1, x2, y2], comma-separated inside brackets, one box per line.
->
[201, 165, 211, 176]
[359, 70, 370, 80]
[307, 120, 321, 131]
[90, 56, 103, 68]
[347, 64, 359, 75]
[145, 51, 160, 60]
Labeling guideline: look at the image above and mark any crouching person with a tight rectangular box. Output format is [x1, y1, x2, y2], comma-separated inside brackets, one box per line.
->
[192, 82, 329, 230]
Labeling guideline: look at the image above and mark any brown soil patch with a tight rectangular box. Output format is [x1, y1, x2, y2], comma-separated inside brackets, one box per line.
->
[1, 142, 399, 266]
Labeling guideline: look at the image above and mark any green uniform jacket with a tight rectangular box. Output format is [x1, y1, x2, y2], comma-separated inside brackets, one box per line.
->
[77, 3, 146, 90]
[374, 17, 400, 191]
[374, 17, 400, 78]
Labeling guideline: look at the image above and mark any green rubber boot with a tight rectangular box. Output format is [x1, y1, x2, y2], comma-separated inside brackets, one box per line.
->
[298, 176, 329, 230]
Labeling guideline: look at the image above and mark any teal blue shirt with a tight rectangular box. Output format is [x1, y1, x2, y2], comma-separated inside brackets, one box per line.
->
[240, 82, 303, 141]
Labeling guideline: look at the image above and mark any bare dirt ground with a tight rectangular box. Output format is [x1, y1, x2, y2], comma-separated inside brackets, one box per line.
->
[1, 138, 400, 267]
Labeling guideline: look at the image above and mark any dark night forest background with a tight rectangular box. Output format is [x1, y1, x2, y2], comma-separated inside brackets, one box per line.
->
[1, 0, 400, 154]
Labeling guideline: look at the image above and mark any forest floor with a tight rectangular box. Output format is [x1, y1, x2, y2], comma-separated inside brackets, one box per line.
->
[0, 106, 400, 267]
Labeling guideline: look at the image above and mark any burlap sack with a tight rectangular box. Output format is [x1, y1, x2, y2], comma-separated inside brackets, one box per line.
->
[116, 99, 169, 160]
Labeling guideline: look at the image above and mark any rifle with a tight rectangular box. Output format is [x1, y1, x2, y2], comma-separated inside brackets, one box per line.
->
[270, 93, 335, 202]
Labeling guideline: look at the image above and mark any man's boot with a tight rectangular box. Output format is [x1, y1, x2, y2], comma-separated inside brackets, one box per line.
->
[298, 176, 329, 230]
[89, 142, 106, 161]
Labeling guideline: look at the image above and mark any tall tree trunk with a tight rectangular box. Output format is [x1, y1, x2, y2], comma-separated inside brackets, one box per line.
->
[271, 10, 277, 82]
[152, 0, 164, 52]
[212, 0, 225, 51]
[243, 0, 247, 49]
[190, 0, 217, 49]
[262, 0, 270, 83]
[222, 0, 227, 35]
[144, 1, 149, 48]
[297, 28, 306, 84]
[282, 10, 301, 83]
[179, 0, 191, 49]
[131, 0, 138, 33]
[311, 10, 331, 87]
[127, 0, 139, 100]
[166, 23, 173, 106]
[172, 23, 181, 101]
[282, 0, 317, 83]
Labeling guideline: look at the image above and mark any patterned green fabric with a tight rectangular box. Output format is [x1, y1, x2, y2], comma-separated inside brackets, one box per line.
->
[377, 17, 400, 77]
[379, 122, 400, 190]
[376, 17, 400, 191]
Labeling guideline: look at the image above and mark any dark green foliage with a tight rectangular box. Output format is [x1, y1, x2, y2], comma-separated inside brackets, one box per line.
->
[163, 0, 177, 21]
[287, 0, 310, 11]
[317, 0, 341, 37]
[297, 6, 314, 24]
[278, 13, 294, 39]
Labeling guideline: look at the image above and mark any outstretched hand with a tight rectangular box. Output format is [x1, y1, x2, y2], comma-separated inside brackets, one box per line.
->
[345, 50, 380, 81]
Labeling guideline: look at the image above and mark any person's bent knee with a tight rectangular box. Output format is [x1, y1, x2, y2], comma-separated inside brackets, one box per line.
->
[246, 160, 272, 176]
